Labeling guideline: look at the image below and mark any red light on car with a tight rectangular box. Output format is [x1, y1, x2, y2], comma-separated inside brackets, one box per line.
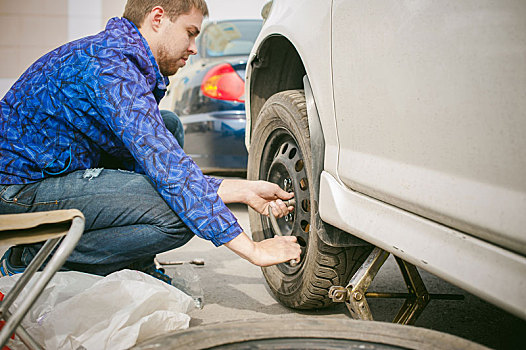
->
[201, 63, 245, 102]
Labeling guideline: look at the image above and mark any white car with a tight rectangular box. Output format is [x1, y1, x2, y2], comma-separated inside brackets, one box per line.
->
[245, 0, 526, 319]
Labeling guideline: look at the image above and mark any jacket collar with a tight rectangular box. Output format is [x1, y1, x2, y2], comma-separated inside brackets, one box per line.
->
[105, 17, 170, 102]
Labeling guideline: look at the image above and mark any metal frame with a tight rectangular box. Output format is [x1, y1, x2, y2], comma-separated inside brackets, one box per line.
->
[0, 213, 84, 349]
[329, 247, 463, 325]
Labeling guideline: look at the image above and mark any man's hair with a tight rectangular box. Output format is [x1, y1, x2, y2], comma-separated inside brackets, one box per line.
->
[123, 0, 209, 27]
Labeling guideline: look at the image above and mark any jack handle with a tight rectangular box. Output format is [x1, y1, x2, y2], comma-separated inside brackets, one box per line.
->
[268, 198, 298, 267]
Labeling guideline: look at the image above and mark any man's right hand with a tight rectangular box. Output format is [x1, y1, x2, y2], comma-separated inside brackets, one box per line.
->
[252, 235, 301, 267]
[224, 232, 301, 267]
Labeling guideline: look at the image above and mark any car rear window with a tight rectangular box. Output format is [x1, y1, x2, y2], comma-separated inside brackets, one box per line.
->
[201, 20, 263, 57]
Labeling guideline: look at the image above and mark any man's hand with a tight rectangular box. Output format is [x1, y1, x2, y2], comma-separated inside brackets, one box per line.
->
[225, 232, 301, 267]
[217, 179, 294, 218]
[253, 235, 301, 267]
[218, 179, 299, 266]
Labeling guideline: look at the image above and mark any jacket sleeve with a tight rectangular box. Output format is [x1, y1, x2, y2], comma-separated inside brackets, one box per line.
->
[204, 175, 224, 192]
[85, 59, 242, 246]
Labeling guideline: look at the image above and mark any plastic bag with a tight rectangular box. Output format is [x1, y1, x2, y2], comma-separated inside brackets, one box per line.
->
[0, 269, 194, 350]
[168, 263, 204, 309]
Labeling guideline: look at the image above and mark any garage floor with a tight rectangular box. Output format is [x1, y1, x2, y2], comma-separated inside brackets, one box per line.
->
[1, 202, 524, 349]
[158, 202, 526, 350]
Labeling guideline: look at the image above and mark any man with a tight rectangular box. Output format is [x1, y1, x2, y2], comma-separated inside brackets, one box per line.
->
[0, 0, 300, 282]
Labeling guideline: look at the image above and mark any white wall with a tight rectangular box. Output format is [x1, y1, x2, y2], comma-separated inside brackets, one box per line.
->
[0, 0, 127, 99]
[68, 0, 102, 41]
[206, 0, 267, 21]
[0, 0, 68, 98]
[0, 0, 266, 98]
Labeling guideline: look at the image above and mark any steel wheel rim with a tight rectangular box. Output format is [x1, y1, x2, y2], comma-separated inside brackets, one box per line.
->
[261, 128, 310, 274]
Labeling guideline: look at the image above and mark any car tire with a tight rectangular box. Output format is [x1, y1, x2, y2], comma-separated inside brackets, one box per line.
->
[247, 90, 372, 309]
[133, 317, 487, 350]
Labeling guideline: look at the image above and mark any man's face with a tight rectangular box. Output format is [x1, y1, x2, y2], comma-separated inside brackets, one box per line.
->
[157, 7, 203, 76]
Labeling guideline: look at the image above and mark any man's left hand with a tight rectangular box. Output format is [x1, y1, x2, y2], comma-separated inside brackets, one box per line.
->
[217, 179, 294, 217]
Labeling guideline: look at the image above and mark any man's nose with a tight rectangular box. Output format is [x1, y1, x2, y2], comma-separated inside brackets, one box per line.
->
[188, 39, 197, 55]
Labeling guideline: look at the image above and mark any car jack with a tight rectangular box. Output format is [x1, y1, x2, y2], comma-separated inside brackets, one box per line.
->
[329, 247, 464, 325]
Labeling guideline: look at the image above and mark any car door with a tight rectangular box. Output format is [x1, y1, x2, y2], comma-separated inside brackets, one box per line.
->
[331, 0, 526, 254]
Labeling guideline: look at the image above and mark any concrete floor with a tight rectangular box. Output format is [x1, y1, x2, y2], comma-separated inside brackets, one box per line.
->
[2, 202, 524, 349]
[158, 203, 526, 350]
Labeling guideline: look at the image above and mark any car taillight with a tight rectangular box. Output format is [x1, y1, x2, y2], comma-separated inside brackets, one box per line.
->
[201, 63, 245, 102]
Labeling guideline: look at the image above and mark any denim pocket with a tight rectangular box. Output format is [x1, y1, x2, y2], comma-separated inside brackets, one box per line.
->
[0, 184, 38, 207]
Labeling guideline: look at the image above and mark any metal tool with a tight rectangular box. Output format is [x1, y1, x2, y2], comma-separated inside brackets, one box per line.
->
[268, 198, 298, 266]
[156, 258, 205, 266]
[329, 247, 464, 325]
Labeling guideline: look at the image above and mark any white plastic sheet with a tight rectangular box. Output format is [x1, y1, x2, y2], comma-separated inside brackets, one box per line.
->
[0, 269, 194, 350]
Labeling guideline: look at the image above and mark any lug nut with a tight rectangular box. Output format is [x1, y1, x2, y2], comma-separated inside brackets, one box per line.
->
[283, 178, 293, 191]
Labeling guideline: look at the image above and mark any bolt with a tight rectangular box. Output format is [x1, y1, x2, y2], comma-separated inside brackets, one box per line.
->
[353, 291, 363, 301]
[287, 213, 294, 221]
[331, 290, 344, 302]
[329, 286, 348, 303]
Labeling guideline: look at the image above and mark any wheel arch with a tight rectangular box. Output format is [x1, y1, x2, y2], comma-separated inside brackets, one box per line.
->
[248, 35, 306, 140]
[247, 35, 364, 249]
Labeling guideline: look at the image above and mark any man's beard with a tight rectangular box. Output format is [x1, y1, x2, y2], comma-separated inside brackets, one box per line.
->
[157, 45, 181, 76]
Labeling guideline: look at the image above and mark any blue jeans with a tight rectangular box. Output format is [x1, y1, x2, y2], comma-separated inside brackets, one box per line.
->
[0, 110, 193, 275]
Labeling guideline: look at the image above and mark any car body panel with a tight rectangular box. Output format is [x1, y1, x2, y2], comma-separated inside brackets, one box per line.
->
[181, 110, 247, 171]
[332, 0, 526, 254]
[170, 56, 247, 116]
[169, 56, 248, 171]
[246, 0, 526, 318]
[164, 20, 262, 172]
[320, 171, 526, 319]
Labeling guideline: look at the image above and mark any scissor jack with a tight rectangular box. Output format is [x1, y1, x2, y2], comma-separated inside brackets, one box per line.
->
[329, 247, 464, 325]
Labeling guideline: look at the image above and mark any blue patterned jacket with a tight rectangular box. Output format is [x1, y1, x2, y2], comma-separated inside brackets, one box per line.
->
[0, 18, 242, 246]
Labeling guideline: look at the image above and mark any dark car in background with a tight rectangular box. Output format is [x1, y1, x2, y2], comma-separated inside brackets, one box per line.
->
[165, 19, 263, 173]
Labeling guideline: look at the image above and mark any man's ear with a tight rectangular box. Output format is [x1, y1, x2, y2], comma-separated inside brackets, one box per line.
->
[148, 6, 165, 32]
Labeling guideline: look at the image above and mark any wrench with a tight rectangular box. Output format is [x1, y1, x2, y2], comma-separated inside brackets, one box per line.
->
[268, 198, 298, 267]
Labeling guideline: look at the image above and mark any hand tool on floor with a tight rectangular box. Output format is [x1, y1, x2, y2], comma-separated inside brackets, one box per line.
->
[268, 198, 298, 267]
[155, 258, 205, 266]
